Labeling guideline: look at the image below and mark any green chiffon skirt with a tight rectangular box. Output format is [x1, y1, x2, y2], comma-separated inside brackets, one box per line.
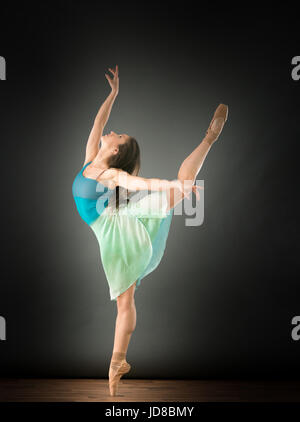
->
[89, 190, 174, 300]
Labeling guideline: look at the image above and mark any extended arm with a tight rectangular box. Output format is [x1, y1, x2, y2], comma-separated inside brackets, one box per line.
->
[83, 65, 119, 166]
[100, 168, 192, 197]
[94, 89, 118, 128]
[83, 90, 118, 166]
[116, 171, 173, 192]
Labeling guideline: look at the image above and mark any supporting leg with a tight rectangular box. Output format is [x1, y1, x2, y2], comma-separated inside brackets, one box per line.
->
[113, 281, 137, 354]
[109, 281, 137, 396]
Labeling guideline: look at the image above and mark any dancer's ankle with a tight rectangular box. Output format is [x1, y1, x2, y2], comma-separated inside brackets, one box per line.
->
[203, 133, 217, 146]
[111, 351, 126, 363]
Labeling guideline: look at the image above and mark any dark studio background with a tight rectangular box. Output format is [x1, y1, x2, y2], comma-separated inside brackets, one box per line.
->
[0, 1, 299, 379]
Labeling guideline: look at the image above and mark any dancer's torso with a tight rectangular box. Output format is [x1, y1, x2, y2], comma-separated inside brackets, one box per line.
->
[72, 161, 114, 225]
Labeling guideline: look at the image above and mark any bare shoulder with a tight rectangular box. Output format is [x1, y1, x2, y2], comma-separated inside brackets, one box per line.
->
[97, 167, 125, 180]
[97, 167, 116, 180]
[97, 167, 126, 189]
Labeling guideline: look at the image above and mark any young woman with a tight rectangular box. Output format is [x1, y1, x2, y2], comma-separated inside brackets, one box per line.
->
[72, 65, 228, 396]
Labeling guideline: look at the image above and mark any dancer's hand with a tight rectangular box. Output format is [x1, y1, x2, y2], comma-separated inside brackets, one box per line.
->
[192, 184, 203, 200]
[105, 65, 119, 94]
[171, 179, 203, 200]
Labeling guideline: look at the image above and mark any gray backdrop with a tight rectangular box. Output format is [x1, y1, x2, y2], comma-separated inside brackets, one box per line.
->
[0, 1, 299, 379]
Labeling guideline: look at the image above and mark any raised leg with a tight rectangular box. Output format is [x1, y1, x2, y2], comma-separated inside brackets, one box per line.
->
[166, 104, 228, 211]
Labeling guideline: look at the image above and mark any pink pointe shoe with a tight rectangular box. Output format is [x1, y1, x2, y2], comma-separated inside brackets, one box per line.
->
[205, 103, 228, 145]
[109, 359, 131, 396]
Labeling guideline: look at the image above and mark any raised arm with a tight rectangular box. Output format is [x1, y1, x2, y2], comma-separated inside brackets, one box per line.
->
[83, 65, 119, 166]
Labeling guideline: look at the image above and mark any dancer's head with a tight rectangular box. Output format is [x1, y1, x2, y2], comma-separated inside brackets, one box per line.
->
[100, 130, 141, 209]
[101, 131, 140, 176]
[100, 131, 129, 155]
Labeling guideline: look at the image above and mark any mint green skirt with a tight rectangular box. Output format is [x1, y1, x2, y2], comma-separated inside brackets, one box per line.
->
[89, 190, 174, 300]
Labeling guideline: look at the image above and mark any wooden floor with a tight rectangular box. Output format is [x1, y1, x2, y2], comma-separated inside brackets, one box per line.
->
[0, 379, 300, 402]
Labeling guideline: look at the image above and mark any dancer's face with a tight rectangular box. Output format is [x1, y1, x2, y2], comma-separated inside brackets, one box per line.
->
[100, 131, 130, 155]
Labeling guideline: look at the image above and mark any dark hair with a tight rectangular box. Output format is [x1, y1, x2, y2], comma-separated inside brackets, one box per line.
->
[106, 136, 141, 210]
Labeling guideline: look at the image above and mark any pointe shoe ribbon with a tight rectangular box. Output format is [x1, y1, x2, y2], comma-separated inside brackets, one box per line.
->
[205, 103, 228, 145]
[109, 359, 131, 396]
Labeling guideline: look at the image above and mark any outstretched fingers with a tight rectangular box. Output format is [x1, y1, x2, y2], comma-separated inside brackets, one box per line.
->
[109, 65, 118, 77]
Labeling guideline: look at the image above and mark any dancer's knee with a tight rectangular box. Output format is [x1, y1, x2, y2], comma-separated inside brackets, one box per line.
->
[117, 304, 136, 334]
[177, 168, 196, 184]
[116, 282, 136, 312]
[117, 298, 135, 314]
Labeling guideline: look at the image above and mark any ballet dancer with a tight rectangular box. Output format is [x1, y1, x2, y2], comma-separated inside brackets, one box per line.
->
[72, 65, 228, 396]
